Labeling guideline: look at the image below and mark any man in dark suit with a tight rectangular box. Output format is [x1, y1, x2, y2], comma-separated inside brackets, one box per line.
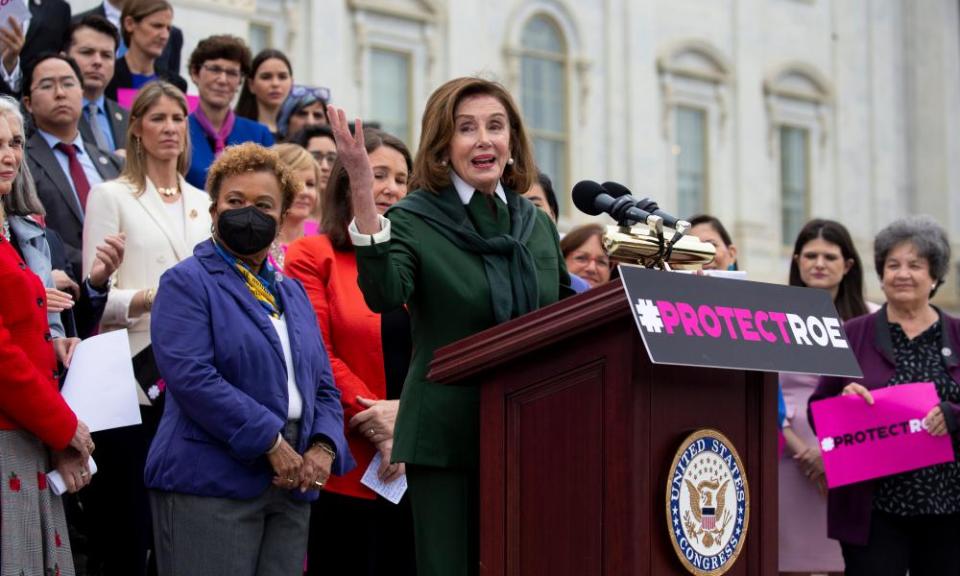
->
[73, 1, 183, 74]
[23, 53, 122, 278]
[0, 0, 72, 96]
[64, 15, 130, 157]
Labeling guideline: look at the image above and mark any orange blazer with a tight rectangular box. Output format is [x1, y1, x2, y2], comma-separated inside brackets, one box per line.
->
[285, 235, 386, 499]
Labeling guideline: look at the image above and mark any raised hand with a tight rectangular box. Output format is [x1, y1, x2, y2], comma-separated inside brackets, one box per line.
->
[0, 18, 24, 75]
[89, 233, 126, 290]
[326, 105, 379, 234]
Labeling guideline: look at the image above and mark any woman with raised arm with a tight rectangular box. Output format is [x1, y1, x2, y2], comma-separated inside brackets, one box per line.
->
[329, 77, 573, 575]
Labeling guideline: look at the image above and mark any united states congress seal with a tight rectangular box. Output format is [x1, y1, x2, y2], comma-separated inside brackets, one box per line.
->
[666, 429, 749, 576]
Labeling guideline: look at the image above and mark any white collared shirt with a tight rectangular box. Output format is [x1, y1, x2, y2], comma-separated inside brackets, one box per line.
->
[103, 1, 122, 32]
[37, 129, 106, 210]
[269, 314, 303, 420]
[349, 171, 506, 246]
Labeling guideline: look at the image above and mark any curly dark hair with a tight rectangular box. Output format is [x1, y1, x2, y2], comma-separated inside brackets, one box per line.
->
[188, 35, 252, 77]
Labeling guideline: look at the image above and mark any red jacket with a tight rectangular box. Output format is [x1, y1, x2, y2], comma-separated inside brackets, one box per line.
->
[0, 237, 77, 449]
[286, 235, 386, 499]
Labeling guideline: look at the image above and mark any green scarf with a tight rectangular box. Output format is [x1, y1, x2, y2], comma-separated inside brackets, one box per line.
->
[390, 186, 540, 324]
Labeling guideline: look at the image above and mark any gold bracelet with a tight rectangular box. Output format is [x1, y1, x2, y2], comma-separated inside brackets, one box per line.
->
[312, 440, 336, 461]
[144, 288, 156, 312]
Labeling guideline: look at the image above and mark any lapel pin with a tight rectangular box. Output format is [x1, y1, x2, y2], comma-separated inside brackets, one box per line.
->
[98, 156, 108, 165]
[115, 112, 123, 121]
[943, 347, 953, 358]
[189, 209, 198, 219]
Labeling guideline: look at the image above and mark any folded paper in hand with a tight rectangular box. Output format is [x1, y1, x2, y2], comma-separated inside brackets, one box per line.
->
[360, 452, 407, 505]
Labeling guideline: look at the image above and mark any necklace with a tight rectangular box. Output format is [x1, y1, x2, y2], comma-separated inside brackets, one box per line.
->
[1, 219, 9, 242]
[269, 241, 285, 269]
[157, 184, 180, 197]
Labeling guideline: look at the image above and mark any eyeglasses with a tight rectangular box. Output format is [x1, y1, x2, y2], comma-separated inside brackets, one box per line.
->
[571, 253, 611, 269]
[202, 64, 242, 80]
[290, 84, 331, 102]
[311, 151, 337, 165]
[31, 77, 80, 94]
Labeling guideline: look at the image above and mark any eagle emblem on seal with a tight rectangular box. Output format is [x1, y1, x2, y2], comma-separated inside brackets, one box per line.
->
[684, 478, 732, 548]
[667, 429, 749, 576]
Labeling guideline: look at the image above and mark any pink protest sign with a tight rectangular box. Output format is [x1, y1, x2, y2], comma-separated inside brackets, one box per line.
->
[810, 382, 955, 488]
[117, 88, 199, 113]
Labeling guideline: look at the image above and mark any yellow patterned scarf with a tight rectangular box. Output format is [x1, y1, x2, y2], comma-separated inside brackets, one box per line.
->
[214, 240, 281, 318]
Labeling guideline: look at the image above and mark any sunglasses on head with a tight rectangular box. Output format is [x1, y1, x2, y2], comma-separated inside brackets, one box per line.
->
[289, 85, 331, 102]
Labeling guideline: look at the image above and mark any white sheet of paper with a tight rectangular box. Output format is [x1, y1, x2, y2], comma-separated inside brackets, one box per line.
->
[0, 1, 30, 31]
[676, 269, 748, 280]
[60, 330, 142, 432]
[360, 452, 407, 505]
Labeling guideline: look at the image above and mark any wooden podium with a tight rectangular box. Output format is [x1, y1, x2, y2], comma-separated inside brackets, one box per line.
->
[429, 281, 779, 575]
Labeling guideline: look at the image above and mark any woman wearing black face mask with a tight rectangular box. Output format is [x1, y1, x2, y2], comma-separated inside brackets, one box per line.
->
[144, 143, 353, 576]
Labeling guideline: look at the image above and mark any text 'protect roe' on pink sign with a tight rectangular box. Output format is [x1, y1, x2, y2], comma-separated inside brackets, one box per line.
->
[810, 382, 955, 488]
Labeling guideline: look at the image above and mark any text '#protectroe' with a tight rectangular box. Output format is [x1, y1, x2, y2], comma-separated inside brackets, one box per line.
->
[650, 300, 849, 349]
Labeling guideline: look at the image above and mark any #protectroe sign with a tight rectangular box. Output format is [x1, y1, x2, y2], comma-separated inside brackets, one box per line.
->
[810, 382, 954, 487]
[619, 264, 862, 377]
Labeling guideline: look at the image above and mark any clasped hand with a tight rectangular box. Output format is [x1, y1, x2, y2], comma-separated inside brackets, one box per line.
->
[267, 437, 333, 493]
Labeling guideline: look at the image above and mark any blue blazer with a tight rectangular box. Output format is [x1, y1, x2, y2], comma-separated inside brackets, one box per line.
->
[145, 239, 353, 501]
[185, 115, 275, 189]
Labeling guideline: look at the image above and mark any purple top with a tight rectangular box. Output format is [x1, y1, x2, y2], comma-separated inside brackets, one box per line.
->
[810, 305, 960, 545]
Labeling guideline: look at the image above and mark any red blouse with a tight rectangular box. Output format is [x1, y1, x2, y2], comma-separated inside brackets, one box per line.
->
[0, 238, 77, 449]
[286, 235, 386, 500]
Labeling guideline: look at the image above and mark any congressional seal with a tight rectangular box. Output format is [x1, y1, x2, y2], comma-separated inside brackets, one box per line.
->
[666, 429, 749, 576]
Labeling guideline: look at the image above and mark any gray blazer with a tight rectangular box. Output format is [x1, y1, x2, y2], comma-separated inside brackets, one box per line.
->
[27, 131, 122, 278]
[78, 98, 130, 152]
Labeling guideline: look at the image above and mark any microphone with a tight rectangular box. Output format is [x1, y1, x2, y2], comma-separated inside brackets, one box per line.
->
[572, 181, 661, 227]
[600, 182, 690, 234]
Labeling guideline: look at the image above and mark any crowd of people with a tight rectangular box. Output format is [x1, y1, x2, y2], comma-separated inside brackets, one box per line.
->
[0, 2, 956, 576]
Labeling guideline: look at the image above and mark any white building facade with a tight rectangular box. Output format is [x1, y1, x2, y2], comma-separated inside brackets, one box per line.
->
[77, 0, 960, 307]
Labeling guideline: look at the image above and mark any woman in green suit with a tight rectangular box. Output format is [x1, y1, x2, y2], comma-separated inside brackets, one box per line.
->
[329, 77, 573, 575]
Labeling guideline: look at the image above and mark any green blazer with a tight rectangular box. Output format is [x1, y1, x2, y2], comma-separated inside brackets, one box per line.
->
[355, 185, 573, 469]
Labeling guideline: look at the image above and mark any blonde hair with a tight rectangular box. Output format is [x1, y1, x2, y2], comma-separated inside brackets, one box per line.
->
[410, 77, 535, 195]
[122, 81, 191, 192]
[272, 143, 320, 187]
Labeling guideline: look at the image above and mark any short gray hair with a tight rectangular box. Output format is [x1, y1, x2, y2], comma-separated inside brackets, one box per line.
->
[874, 214, 951, 296]
[0, 95, 44, 217]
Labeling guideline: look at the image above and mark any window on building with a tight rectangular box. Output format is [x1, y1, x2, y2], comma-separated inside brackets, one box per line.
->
[248, 23, 272, 56]
[370, 48, 412, 143]
[674, 106, 707, 217]
[780, 126, 809, 246]
[520, 15, 568, 198]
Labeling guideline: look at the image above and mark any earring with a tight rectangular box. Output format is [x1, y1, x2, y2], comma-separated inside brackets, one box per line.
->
[135, 136, 143, 159]
[507, 157, 515, 166]
[440, 159, 448, 167]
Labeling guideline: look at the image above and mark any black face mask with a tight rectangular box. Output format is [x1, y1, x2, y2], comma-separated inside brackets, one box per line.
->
[216, 206, 277, 256]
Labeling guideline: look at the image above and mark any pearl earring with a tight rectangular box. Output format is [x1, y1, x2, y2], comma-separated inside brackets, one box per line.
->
[507, 157, 514, 166]
[440, 159, 448, 167]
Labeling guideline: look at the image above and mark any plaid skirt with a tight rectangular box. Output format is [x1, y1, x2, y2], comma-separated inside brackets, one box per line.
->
[0, 430, 75, 576]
